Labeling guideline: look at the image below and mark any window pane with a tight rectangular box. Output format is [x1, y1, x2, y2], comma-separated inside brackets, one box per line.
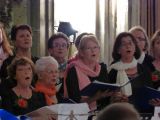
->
[54, 0, 96, 33]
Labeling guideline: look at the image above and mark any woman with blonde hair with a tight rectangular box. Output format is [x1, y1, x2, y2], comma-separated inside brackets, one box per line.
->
[129, 26, 153, 70]
[64, 34, 112, 110]
[0, 23, 13, 68]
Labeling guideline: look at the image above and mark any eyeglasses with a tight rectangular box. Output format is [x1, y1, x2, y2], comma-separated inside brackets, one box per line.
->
[84, 46, 100, 51]
[136, 37, 146, 42]
[52, 43, 67, 48]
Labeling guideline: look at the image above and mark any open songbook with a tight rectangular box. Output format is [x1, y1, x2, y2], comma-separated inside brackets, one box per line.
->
[80, 80, 130, 96]
[134, 86, 160, 109]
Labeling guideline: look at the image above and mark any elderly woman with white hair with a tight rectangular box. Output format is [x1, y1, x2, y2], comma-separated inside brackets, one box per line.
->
[35, 56, 59, 105]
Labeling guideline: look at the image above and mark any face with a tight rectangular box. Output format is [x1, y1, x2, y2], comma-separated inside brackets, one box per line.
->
[48, 38, 68, 61]
[40, 63, 59, 87]
[153, 39, 160, 56]
[80, 40, 100, 62]
[119, 36, 135, 60]
[15, 29, 32, 50]
[15, 64, 33, 87]
[132, 30, 146, 52]
[0, 28, 3, 44]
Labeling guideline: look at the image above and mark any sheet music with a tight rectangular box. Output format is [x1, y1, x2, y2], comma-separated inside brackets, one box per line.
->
[151, 107, 160, 120]
[47, 103, 90, 120]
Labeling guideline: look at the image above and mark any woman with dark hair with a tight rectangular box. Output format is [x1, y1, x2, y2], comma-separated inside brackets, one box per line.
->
[108, 32, 153, 113]
[0, 24, 39, 93]
[1, 57, 46, 115]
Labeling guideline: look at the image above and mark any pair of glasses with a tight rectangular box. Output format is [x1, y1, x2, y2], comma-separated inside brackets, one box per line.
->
[84, 46, 100, 51]
[52, 43, 67, 48]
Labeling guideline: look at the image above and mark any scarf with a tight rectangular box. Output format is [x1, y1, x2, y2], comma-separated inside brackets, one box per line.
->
[108, 58, 138, 96]
[35, 82, 57, 105]
[138, 52, 145, 64]
[64, 59, 101, 110]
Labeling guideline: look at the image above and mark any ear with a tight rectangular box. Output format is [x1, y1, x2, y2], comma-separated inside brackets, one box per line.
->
[79, 50, 84, 57]
[48, 48, 53, 55]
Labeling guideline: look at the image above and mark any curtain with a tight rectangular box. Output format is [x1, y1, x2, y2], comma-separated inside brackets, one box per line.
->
[96, 0, 129, 65]
[96, 0, 117, 65]
[128, 0, 140, 28]
[140, 0, 156, 38]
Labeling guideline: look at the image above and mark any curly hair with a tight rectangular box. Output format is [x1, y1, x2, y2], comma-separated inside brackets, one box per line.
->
[8, 57, 35, 80]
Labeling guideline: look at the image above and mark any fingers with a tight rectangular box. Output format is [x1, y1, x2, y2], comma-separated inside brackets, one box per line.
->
[149, 98, 160, 106]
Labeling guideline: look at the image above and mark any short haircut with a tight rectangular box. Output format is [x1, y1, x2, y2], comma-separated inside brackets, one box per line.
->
[35, 56, 59, 74]
[112, 32, 140, 61]
[129, 26, 150, 52]
[96, 103, 140, 120]
[78, 34, 100, 50]
[75, 32, 92, 49]
[8, 57, 35, 79]
[11, 24, 32, 41]
[47, 32, 70, 49]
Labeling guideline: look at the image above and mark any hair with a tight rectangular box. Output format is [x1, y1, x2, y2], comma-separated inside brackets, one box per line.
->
[8, 57, 35, 79]
[96, 103, 140, 120]
[112, 32, 141, 61]
[75, 32, 92, 49]
[78, 34, 100, 50]
[129, 26, 150, 52]
[10, 24, 32, 41]
[151, 29, 160, 57]
[35, 56, 59, 74]
[47, 32, 70, 49]
[0, 23, 13, 56]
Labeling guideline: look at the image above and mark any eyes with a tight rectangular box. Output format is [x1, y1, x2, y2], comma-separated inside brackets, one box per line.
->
[46, 69, 59, 74]
[84, 46, 100, 51]
[52, 43, 68, 48]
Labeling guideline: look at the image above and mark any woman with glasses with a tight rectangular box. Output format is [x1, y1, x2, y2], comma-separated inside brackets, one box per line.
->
[129, 26, 154, 71]
[48, 32, 70, 103]
[1, 57, 46, 115]
[108, 32, 153, 114]
[35, 56, 59, 105]
[64, 34, 112, 111]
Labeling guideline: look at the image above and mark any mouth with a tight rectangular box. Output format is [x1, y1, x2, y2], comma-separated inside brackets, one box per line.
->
[25, 76, 30, 80]
[126, 50, 131, 53]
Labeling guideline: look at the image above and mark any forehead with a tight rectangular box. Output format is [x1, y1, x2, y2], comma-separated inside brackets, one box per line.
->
[45, 63, 58, 69]
[53, 38, 67, 44]
[84, 39, 98, 46]
[16, 63, 31, 68]
[132, 30, 145, 37]
[121, 36, 133, 43]
[16, 29, 31, 35]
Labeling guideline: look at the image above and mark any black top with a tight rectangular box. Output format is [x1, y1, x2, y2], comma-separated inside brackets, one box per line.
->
[66, 63, 110, 110]
[149, 61, 160, 89]
[1, 89, 46, 116]
[108, 63, 154, 113]
[142, 54, 154, 72]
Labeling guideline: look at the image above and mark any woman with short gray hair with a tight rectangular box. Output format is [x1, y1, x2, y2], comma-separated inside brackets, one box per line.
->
[35, 56, 59, 105]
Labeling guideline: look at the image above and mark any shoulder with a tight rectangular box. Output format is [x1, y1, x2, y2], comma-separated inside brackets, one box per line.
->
[100, 62, 107, 69]
[145, 54, 154, 61]
[1, 55, 15, 65]
[31, 56, 39, 63]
